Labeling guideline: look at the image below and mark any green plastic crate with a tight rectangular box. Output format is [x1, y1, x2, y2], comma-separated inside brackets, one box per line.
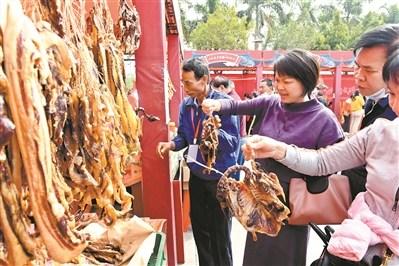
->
[148, 232, 166, 266]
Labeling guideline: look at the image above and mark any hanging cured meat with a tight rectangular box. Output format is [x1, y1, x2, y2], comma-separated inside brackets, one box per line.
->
[0, 0, 142, 263]
[217, 161, 290, 240]
[199, 115, 221, 173]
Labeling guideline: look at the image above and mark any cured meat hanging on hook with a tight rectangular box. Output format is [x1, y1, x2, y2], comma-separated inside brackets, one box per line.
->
[217, 161, 290, 241]
[199, 115, 221, 174]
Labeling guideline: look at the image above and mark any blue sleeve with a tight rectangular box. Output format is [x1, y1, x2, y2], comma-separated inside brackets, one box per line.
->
[217, 114, 240, 154]
[172, 103, 189, 151]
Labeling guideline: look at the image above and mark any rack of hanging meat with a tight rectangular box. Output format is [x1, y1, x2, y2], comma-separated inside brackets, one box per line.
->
[0, 0, 144, 264]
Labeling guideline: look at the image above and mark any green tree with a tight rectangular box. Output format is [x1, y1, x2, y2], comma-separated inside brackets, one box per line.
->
[241, 0, 291, 49]
[189, 5, 249, 50]
[270, 0, 324, 50]
[268, 0, 395, 50]
[319, 11, 352, 49]
[383, 4, 399, 24]
[179, 0, 221, 42]
[192, 0, 221, 18]
[179, 0, 198, 42]
[270, 20, 323, 50]
[207, 0, 220, 14]
[180, 0, 398, 51]
[296, 0, 319, 25]
[339, 0, 363, 23]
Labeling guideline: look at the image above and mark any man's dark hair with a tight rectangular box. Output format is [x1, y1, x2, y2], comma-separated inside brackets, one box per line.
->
[351, 90, 360, 100]
[273, 49, 320, 97]
[354, 24, 399, 56]
[212, 76, 230, 88]
[182, 58, 209, 80]
[261, 78, 273, 87]
[243, 93, 252, 99]
[383, 48, 399, 85]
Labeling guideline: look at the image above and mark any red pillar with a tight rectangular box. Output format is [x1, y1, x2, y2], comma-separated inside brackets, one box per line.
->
[333, 65, 343, 118]
[256, 64, 263, 89]
[167, 34, 185, 263]
[134, 1, 177, 265]
[168, 35, 183, 124]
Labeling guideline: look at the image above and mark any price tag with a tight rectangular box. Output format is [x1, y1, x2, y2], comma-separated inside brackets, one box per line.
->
[187, 145, 199, 163]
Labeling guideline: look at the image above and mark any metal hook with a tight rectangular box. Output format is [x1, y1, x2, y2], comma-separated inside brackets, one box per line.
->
[135, 107, 160, 122]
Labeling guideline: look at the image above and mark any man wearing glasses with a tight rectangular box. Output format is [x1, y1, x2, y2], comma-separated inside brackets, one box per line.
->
[257, 78, 274, 96]
[157, 59, 240, 266]
[344, 24, 398, 198]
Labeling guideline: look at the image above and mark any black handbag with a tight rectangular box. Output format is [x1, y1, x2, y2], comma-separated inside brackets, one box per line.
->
[309, 222, 370, 266]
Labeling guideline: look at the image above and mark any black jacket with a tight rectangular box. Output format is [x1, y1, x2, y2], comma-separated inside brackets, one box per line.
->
[344, 96, 397, 198]
[360, 96, 396, 128]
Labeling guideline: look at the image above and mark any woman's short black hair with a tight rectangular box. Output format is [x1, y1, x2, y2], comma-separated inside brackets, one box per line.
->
[182, 58, 209, 80]
[273, 49, 320, 97]
[383, 48, 399, 85]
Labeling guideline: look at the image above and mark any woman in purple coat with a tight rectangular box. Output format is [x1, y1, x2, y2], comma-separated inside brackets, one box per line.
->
[202, 49, 344, 266]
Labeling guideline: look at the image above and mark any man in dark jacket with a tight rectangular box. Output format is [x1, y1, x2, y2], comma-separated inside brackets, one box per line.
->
[157, 58, 240, 266]
[344, 24, 398, 198]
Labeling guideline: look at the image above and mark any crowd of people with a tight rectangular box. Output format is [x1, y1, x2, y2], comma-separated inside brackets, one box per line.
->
[203, 48, 344, 266]
[156, 23, 399, 266]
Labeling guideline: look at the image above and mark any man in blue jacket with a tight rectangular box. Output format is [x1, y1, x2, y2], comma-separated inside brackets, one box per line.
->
[157, 58, 240, 266]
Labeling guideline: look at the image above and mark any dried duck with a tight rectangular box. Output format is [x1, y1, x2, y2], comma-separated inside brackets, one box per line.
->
[217, 161, 290, 241]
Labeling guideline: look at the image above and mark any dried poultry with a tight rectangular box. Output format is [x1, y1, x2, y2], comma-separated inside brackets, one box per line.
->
[199, 115, 221, 173]
[217, 161, 290, 241]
